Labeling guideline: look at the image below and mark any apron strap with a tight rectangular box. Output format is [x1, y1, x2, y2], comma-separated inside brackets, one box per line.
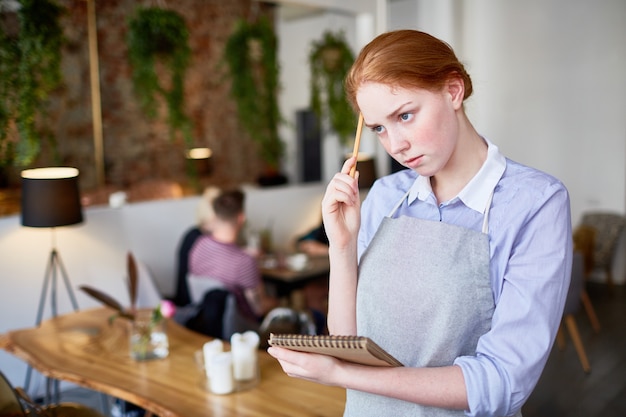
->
[482, 191, 494, 234]
[387, 188, 495, 235]
[387, 189, 411, 218]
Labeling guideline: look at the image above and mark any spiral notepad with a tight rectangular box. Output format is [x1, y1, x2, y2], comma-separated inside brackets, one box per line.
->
[268, 333, 403, 367]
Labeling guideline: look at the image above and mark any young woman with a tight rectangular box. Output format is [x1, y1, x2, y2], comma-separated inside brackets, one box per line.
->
[268, 30, 572, 416]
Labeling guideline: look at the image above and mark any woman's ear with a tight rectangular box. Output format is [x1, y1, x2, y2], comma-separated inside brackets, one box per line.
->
[446, 76, 465, 109]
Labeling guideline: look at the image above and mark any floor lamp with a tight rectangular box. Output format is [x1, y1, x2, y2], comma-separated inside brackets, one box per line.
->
[20, 167, 84, 396]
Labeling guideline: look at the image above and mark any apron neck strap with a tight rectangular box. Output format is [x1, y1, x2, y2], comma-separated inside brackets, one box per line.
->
[387, 189, 495, 235]
[482, 191, 494, 234]
[387, 189, 412, 217]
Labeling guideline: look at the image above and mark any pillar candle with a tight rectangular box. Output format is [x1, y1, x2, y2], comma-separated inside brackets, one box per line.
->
[202, 339, 224, 378]
[230, 331, 260, 381]
[208, 352, 234, 395]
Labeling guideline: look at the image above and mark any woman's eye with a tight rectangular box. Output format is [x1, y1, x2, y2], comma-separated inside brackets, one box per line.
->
[372, 125, 385, 134]
[400, 113, 412, 122]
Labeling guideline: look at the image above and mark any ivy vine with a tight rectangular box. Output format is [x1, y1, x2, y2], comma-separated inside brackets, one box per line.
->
[223, 16, 284, 169]
[127, 7, 192, 145]
[0, 0, 64, 166]
[309, 30, 356, 145]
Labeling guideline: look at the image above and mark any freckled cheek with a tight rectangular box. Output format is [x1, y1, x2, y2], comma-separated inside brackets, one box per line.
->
[400, 124, 436, 149]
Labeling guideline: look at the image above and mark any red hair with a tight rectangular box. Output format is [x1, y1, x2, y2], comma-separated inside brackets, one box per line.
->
[345, 30, 473, 109]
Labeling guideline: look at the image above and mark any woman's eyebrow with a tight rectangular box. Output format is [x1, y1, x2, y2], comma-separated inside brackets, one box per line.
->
[364, 101, 413, 128]
[387, 101, 413, 119]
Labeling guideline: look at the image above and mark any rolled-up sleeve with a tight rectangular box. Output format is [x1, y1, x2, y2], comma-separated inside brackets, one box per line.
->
[455, 180, 572, 416]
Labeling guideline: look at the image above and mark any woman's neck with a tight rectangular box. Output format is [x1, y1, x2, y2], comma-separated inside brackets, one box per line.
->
[431, 116, 487, 203]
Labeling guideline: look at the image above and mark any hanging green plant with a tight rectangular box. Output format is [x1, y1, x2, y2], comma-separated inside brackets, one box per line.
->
[127, 7, 192, 145]
[223, 16, 284, 169]
[0, 21, 19, 166]
[309, 30, 356, 146]
[0, 0, 64, 166]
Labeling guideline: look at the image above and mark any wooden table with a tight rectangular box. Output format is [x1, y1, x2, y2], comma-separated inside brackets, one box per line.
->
[0, 308, 345, 417]
[261, 255, 330, 299]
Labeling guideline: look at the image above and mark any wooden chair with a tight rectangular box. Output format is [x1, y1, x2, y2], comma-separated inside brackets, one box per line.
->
[0, 371, 106, 417]
[580, 211, 626, 290]
[572, 224, 601, 333]
[556, 251, 591, 373]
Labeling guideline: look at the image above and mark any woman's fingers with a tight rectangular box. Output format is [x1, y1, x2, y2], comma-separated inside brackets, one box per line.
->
[323, 157, 359, 208]
[341, 156, 357, 176]
[267, 346, 339, 384]
[319, 156, 361, 247]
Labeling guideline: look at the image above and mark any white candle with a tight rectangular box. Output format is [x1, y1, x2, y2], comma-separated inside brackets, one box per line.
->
[202, 339, 224, 378]
[208, 352, 234, 394]
[231, 331, 260, 381]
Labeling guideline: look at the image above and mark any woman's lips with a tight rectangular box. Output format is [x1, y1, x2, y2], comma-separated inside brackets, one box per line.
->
[404, 155, 423, 168]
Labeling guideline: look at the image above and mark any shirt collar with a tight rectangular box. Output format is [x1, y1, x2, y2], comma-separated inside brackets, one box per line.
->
[407, 137, 506, 214]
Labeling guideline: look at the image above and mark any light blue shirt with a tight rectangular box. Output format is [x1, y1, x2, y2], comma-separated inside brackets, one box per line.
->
[358, 139, 572, 417]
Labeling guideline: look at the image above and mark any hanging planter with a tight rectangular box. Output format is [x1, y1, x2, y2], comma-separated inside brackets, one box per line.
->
[223, 16, 284, 171]
[309, 30, 356, 146]
[0, 0, 64, 166]
[127, 7, 192, 145]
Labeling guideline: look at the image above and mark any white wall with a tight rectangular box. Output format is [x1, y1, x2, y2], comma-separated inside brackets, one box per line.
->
[278, 0, 626, 226]
[460, 0, 626, 224]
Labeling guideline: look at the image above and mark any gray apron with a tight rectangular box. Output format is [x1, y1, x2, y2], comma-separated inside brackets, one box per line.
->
[345, 190, 499, 416]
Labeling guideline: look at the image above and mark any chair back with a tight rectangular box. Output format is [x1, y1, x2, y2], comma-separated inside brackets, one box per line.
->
[572, 224, 595, 277]
[186, 275, 259, 340]
[564, 251, 584, 316]
[258, 307, 317, 348]
[0, 371, 107, 417]
[187, 275, 225, 304]
[0, 371, 25, 417]
[580, 212, 625, 269]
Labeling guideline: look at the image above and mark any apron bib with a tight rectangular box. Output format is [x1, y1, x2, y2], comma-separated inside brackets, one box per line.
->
[345, 191, 496, 416]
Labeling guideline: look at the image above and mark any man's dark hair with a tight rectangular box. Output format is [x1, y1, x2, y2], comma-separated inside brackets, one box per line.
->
[212, 189, 244, 222]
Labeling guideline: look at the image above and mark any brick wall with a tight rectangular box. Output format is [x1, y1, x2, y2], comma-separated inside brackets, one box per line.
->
[3, 0, 277, 196]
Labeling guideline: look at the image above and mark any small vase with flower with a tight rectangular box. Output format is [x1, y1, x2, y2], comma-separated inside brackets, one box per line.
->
[80, 252, 176, 361]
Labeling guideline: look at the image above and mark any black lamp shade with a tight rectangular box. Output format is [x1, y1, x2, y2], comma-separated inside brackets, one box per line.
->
[21, 167, 84, 228]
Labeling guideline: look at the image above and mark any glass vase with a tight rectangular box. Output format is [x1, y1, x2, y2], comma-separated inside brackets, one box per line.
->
[129, 310, 169, 361]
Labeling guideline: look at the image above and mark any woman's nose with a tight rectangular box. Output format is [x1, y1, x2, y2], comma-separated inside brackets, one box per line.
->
[388, 131, 409, 155]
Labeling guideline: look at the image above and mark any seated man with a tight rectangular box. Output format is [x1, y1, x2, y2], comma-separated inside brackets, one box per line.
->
[188, 189, 277, 320]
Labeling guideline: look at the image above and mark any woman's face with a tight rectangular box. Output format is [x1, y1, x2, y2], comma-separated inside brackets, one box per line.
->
[356, 80, 463, 178]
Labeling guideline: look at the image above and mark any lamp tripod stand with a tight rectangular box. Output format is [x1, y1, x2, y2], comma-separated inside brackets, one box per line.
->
[34, 246, 79, 326]
[24, 236, 79, 398]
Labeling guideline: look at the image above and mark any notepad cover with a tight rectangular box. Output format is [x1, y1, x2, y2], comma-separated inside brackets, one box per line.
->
[268, 333, 403, 367]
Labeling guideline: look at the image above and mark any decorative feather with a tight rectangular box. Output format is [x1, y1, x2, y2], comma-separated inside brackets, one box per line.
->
[79, 285, 135, 321]
[127, 252, 138, 310]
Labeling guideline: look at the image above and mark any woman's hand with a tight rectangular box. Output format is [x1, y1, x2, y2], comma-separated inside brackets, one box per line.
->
[321, 157, 361, 249]
[267, 346, 344, 386]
